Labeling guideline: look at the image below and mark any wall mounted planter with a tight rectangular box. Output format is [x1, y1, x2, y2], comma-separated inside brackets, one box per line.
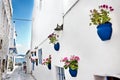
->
[54, 42, 60, 51]
[97, 22, 112, 41]
[69, 68, 78, 77]
[47, 63, 51, 70]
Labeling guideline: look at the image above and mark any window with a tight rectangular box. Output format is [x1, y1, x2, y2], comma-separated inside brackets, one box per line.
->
[0, 39, 2, 49]
[56, 67, 65, 80]
[39, 0, 42, 10]
[107, 77, 120, 80]
[34, 51, 36, 56]
[32, 61, 35, 70]
[36, 59, 38, 66]
[94, 75, 120, 80]
[31, 52, 34, 56]
[38, 48, 42, 64]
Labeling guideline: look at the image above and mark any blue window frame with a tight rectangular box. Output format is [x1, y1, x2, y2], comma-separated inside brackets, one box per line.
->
[38, 48, 42, 64]
[56, 67, 65, 80]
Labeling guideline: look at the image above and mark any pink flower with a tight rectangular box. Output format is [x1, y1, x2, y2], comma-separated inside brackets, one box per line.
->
[42, 55, 52, 65]
[103, 5, 106, 8]
[70, 55, 80, 61]
[105, 5, 108, 9]
[62, 57, 68, 62]
[109, 6, 112, 9]
[75, 56, 80, 61]
[46, 58, 49, 61]
[61, 55, 80, 70]
[110, 8, 114, 11]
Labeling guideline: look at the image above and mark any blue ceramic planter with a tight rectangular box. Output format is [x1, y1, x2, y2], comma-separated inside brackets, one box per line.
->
[69, 68, 78, 77]
[54, 42, 60, 51]
[48, 63, 51, 70]
[97, 22, 112, 41]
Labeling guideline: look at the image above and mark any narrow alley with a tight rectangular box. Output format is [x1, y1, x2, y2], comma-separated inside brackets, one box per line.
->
[1, 0, 120, 80]
[4, 66, 35, 80]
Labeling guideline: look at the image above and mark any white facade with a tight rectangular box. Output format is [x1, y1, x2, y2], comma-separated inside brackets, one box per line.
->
[25, 50, 32, 74]
[0, 0, 13, 79]
[31, 0, 120, 80]
[7, 22, 17, 72]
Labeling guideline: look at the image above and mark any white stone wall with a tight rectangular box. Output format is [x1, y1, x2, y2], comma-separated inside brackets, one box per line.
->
[0, 0, 13, 79]
[0, 0, 12, 58]
[31, 0, 120, 80]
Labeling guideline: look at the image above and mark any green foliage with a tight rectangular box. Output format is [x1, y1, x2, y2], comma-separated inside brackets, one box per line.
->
[48, 33, 58, 44]
[61, 55, 80, 70]
[69, 60, 78, 70]
[89, 4, 114, 26]
[42, 55, 51, 65]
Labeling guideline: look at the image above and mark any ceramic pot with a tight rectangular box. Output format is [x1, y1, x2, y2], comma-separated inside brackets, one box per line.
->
[97, 22, 112, 41]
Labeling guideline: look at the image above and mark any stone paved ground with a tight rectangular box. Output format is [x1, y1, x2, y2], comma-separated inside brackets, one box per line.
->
[4, 66, 35, 80]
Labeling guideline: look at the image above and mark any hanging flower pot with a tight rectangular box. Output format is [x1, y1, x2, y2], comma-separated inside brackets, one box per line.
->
[47, 63, 51, 70]
[48, 33, 58, 44]
[97, 22, 112, 41]
[89, 4, 114, 41]
[69, 68, 78, 77]
[42, 55, 52, 70]
[54, 42, 60, 51]
[61, 55, 80, 77]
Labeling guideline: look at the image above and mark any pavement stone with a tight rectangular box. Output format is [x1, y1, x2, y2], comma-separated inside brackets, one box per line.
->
[4, 66, 35, 80]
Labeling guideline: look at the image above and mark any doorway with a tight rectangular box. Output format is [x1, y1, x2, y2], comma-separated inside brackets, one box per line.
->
[107, 77, 120, 80]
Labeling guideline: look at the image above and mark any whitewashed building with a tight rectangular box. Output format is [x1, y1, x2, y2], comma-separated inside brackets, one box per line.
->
[0, 0, 14, 79]
[30, 0, 120, 80]
[7, 22, 17, 72]
[25, 50, 32, 74]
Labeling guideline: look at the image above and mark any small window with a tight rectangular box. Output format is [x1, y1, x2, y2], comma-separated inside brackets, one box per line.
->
[39, 0, 42, 10]
[56, 67, 65, 80]
[34, 51, 36, 56]
[0, 39, 3, 49]
[38, 49, 42, 64]
[107, 77, 120, 80]
[32, 61, 35, 70]
[31, 52, 34, 56]
[36, 59, 38, 66]
[1, 39, 2, 44]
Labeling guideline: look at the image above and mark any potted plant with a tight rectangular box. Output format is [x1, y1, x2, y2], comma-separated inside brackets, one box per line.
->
[89, 4, 114, 41]
[61, 55, 80, 77]
[48, 33, 60, 51]
[48, 33, 58, 44]
[42, 55, 52, 70]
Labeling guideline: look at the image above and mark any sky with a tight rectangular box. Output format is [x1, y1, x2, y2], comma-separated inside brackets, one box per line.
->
[12, 0, 34, 54]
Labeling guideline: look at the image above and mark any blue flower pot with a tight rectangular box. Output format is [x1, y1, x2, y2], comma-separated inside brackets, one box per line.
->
[54, 42, 60, 51]
[69, 68, 78, 77]
[48, 63, 51, 70]
[97, 22, 112, 41]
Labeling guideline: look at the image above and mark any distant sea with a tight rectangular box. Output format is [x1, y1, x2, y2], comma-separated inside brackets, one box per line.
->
[15, 58, 26, 63]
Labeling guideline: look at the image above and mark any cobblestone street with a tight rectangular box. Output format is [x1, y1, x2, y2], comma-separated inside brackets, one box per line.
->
[4, 66, 35, 80]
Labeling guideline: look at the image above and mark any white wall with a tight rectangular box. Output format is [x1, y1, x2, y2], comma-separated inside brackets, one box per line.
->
[31, 0, 120, 80]
[61, 0, 120, 80]
[31, 0, 63, 79]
